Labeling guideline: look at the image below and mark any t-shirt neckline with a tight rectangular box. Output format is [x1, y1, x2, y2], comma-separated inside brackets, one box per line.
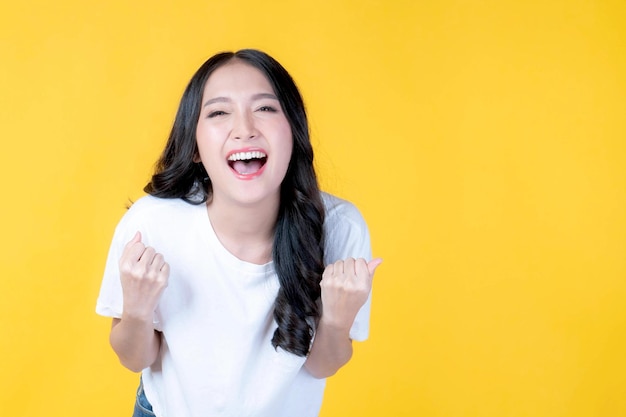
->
[194, 202, 275, 275]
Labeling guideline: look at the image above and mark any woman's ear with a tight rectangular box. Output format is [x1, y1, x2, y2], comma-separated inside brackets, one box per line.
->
[192, 153, 201, 163]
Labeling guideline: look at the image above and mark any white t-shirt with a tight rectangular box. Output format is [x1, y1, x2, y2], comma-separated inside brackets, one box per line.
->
[96, 192, 373, 417]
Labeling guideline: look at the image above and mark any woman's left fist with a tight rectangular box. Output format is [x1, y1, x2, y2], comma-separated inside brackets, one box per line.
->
[319, 257, 383, 330]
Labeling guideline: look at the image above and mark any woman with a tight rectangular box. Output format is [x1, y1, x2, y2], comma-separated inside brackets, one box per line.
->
[96, 49, 381, 417]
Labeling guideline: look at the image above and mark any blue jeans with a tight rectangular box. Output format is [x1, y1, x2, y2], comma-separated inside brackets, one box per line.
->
[132, 378, 155, 417]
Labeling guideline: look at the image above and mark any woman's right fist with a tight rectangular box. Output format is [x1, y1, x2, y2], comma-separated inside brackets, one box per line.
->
[118, 231, 170, 321]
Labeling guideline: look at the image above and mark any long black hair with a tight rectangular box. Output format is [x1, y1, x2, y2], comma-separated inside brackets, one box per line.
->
[145, 49, 325, 357]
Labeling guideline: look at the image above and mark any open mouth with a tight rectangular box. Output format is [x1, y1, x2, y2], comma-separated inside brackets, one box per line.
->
[227, 150, 268, 176]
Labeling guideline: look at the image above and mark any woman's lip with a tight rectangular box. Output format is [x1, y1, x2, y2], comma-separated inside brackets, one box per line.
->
[226, 146, 268, 180]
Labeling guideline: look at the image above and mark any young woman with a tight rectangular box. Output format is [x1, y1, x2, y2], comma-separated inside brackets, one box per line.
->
[96, 49, 381, 417]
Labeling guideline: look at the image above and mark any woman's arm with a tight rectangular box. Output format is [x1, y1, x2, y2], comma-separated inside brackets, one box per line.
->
[303, 317, 354, 378]
[109, 231, 170, 372]
[304, 257, 382, 378]
[110, 317, 161, 373]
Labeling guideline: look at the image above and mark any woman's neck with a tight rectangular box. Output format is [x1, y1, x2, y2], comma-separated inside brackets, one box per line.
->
[206, 195, 278, 265]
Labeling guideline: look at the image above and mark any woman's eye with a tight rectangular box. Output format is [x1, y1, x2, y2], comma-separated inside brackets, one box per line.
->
[207, 110, 227, 118]
[258, 106, 277, 113]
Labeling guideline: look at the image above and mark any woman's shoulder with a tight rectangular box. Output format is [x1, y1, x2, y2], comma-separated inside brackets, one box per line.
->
[320, 192, 371, 262]
[122, 195, 197, 224]
[320, 191, 367, 229]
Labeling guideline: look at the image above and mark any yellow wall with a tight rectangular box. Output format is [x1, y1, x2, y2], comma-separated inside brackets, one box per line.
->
[1, 1, 625, 416]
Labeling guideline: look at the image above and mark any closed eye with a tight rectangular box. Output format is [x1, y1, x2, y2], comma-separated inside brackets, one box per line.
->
[207, 110, 228, 118]
[257, 105, 277, 113]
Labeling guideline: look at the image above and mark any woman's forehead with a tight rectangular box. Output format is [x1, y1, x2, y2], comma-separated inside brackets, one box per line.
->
[203, 60, 275, 97]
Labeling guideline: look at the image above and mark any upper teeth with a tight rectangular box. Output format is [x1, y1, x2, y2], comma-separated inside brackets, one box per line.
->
[228, 151, 266, 161]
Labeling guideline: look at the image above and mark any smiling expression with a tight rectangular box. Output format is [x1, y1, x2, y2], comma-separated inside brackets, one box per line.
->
[195, 60, 293, 207]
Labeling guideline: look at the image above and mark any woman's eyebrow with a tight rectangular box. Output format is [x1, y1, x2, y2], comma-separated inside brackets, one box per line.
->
[252, 93, 278, 101]
[202, 97, 229, 108]
[202, 93, 278, 108]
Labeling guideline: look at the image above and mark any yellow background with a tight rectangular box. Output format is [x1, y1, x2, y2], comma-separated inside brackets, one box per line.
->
[1, 0, 625, 416]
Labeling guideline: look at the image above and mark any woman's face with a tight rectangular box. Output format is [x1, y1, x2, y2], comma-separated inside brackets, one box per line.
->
[196, 60, 293, 208]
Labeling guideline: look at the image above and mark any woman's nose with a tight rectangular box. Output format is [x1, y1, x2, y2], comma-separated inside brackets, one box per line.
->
[232, 110, 257, 140]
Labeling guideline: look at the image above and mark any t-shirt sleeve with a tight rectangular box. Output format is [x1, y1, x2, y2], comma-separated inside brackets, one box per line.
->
[96, 201, 163, 331]
[323, 195, 374, 342]
[95, 211, 139, 320]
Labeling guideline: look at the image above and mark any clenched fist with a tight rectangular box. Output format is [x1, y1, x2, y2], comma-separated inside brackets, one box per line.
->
[319, 257, 382, 331]
[118, 231, 170, 321]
